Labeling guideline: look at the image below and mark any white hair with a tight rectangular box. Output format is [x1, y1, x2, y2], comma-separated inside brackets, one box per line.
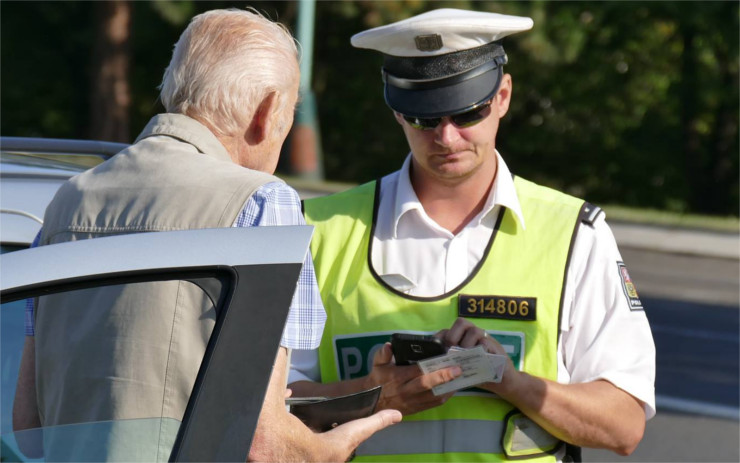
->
[159, 8, 300, 137]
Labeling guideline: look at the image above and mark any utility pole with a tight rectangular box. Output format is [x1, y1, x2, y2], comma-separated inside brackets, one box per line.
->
[287, 0, 324, 180]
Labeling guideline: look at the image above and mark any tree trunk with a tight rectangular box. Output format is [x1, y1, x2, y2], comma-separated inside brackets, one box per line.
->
[89, 1, 131, 143]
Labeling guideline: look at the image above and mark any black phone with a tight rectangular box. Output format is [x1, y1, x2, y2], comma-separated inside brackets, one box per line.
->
[390, 333, 447, 365]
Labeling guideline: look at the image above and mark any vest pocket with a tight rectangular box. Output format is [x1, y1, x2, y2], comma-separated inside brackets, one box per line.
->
[501, 409, 563, 459]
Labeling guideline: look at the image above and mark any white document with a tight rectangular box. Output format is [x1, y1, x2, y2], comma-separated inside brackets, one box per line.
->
[418, 346, 507, 396]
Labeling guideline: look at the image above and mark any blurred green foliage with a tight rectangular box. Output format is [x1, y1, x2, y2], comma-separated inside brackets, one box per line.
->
[1, 1, 737, 216]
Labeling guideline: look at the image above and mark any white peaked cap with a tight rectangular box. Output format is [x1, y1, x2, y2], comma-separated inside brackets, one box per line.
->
[351, 8, 533, 57]
[350, 9, 533, 118]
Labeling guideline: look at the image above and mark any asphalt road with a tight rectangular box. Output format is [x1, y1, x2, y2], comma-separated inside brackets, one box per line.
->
[584, 246, 739, 462]
[584, 411, 739, 462]
[620, 245, 739, 308]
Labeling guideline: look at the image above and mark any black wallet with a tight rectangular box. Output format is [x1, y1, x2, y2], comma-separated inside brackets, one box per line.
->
[287, 386, 383, 432]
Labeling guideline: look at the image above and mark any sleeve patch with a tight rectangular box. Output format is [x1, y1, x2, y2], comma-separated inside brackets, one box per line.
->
[617, 261, 643, 311]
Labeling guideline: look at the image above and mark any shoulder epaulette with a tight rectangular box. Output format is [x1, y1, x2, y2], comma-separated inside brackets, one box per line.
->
[579, 202, 603, 226]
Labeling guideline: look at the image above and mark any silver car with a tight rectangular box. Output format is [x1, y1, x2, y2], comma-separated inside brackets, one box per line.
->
[1, 137, 128, 249]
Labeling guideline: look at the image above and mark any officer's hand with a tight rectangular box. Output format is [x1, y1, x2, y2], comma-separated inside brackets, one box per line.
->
[437, 318, 519, 397]
[368, 343, 461, 415]
[436, 318, 504, 353]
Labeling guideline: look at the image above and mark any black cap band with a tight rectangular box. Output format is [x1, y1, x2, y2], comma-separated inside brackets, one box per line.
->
[382, 41, 506, 80]
[381, 41, 508, 118]
[383, 55, 506, 90]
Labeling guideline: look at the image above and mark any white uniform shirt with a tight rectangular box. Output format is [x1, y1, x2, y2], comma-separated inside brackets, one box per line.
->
[290, 152, 656, 419]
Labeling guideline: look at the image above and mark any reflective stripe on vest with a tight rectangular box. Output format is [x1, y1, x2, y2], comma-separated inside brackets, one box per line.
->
[356, 419, 504, 456]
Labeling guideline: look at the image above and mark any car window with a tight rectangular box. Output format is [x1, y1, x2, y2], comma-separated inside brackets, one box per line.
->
[0, 243, 29, 437]
[2, 417, 181, 462]
[1, 299, 25, 431]
[0, 227, 313, 462]
[2, 279, 220, 462]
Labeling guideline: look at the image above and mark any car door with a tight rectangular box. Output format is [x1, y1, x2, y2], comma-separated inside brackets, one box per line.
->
[0, 226, 313, 462]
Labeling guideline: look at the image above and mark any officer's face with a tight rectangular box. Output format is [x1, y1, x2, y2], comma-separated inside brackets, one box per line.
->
[396, 74, 512, 188]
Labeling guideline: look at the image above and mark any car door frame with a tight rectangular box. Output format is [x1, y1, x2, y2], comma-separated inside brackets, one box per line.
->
[1, 226, 313, 462]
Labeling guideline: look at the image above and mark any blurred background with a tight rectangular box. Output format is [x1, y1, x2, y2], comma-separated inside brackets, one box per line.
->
[1, 0, 738, 219]
[1, 1, 738, 461]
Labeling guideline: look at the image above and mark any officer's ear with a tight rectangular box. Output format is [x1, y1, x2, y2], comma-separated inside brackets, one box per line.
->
[393, 111, 405, 126]
[495, 73, 513, 119]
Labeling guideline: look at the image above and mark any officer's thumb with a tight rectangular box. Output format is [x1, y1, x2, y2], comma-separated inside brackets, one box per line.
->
[373, 342, 394, 366]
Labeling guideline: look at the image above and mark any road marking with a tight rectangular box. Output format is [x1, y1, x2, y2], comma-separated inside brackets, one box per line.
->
[656, 395, 739, 421]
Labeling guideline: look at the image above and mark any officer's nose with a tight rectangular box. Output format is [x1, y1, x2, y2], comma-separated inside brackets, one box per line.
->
[435, 118, 461, 146]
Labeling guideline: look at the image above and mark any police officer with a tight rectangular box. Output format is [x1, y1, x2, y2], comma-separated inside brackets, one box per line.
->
[290, 8, 655, 461]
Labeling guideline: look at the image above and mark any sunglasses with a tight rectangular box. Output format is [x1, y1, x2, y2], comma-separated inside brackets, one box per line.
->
[402, 102, 492, 131]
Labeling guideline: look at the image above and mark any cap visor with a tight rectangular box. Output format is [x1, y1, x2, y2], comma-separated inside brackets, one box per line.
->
[385, 66, 502, 118]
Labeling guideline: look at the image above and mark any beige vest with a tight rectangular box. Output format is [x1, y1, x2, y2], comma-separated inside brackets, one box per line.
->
[34, 114, 278, 460]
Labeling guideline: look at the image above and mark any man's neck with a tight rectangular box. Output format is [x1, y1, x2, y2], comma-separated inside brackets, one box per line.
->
[411, 162, 498, 235]
[214, 134, 242, 165]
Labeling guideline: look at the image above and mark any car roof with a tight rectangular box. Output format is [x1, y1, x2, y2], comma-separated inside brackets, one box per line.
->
[1, 136, 129, 158]
[1, 137, 130, 246]
[0, 136, 339, 247]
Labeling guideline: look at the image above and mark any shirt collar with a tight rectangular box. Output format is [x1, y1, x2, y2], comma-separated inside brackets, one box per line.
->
[487, 150, 526, 230]
[393, 151, 526, 238]
[393, 155, 425, 238]
[135, 113, 232, 163]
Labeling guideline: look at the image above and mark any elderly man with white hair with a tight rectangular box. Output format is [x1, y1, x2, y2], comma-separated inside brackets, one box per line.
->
[13, 8, 400, 462]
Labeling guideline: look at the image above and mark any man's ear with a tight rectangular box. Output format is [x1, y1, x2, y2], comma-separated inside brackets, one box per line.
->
[393, 111, 405, 126]
[246, 91, 279, 145]
[495, 74, 513, 118]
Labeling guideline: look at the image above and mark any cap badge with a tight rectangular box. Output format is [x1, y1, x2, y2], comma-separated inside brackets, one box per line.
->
[414, 34, 443, 52]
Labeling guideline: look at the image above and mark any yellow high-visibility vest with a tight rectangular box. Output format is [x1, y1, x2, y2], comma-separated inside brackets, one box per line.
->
[304, 176, 590, 462]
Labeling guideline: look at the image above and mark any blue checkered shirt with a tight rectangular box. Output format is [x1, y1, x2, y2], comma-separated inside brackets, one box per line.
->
[25, 181, 326, 350]
[232, 182, 326, 350]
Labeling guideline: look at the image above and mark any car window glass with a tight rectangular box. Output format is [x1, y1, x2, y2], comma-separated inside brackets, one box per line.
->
[0, 240, 30, 435]
[1, 299, 25, 433]
[1, 279, 220, 462]
[2, 418, 183, 463]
